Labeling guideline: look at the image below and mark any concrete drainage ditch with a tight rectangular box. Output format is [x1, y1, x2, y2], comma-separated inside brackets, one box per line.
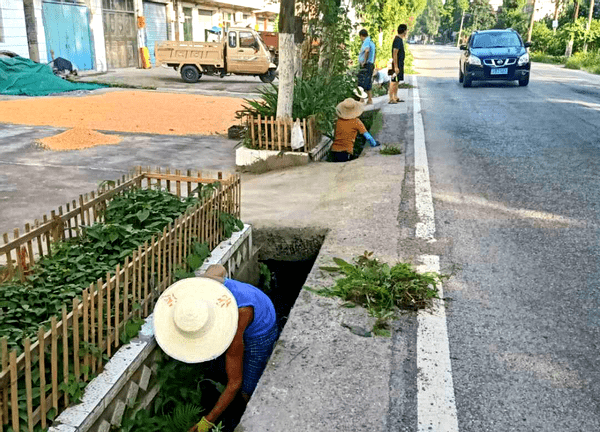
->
[49, 225, 326, 432]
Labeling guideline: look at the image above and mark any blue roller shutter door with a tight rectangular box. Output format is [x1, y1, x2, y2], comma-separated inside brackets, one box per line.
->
[143, 1, 167, 66]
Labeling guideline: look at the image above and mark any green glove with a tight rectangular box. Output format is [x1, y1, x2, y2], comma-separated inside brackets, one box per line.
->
[196, 417, 215, 432]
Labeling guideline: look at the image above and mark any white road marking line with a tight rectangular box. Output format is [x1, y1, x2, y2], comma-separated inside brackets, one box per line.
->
[412, 75, 459, 432]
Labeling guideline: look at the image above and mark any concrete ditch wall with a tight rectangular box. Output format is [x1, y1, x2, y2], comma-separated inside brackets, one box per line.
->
[49, 224, 254, 432]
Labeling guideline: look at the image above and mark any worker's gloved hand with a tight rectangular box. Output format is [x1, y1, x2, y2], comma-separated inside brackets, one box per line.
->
[363, 131, 380, 147]
[190, 417, 215, 432]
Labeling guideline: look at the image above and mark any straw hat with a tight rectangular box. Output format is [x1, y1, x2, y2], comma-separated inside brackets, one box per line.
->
[353, 86, 368, 100]
[153, 277, 238, 363]
[336, 98, 365, 119]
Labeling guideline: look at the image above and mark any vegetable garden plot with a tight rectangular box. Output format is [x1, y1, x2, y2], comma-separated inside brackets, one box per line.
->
[0, 167, 241, 432]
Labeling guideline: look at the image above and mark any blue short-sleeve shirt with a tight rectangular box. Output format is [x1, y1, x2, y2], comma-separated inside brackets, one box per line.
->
[359, 36, 376, 64]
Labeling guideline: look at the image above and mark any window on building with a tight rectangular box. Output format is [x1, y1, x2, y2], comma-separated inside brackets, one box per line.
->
[102, 0, 134, 12]
[228, 31, 237, 48]
[198, 9, 212, 17]
[243, 14, 249, 20]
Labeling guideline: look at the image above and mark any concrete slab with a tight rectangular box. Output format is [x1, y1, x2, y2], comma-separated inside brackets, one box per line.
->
[236, 89, 409, 431]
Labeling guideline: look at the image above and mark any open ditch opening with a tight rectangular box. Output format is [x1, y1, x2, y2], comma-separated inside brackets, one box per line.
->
[127, 228, 326, 432]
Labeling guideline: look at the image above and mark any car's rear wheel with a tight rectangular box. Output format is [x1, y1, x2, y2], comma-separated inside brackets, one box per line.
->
[518, 77, 529, 87]
[181, 65, 201, 83]
[459, 66, 464, 83]
[462, 75, 472, 88]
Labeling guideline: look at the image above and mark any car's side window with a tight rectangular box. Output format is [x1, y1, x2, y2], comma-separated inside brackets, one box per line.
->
[239, 32, 257, 49]
[228, 32, 237, 48]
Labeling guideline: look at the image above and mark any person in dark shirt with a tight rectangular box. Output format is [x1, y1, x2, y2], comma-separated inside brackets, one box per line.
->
[389, 24, 408, 104]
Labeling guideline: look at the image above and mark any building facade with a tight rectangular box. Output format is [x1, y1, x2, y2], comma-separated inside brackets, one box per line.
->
[0, 0, 278, 71]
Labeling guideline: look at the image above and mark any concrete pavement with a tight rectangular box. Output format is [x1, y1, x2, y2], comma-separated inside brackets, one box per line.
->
[236, 90, 410, 431]
[73, 66, 271, 98]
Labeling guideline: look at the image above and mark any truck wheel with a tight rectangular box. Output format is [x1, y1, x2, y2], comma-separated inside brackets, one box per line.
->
[259, 70, 276, 83]
[181, 65, 201, 83]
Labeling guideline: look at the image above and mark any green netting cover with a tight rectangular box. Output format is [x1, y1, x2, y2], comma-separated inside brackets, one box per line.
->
[0, 57, 106, 96]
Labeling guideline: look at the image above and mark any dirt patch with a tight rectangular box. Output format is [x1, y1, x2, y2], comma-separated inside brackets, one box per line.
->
[36, 127, 122, 151]
[0, 90, 245, 136]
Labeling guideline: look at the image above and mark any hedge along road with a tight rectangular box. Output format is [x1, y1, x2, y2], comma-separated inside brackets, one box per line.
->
[0, 89, 247, 236]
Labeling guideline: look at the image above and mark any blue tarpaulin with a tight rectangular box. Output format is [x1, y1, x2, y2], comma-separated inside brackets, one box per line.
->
[0, 57, 106, 96]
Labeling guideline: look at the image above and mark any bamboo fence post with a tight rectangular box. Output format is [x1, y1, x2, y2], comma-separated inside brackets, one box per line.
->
[176, 169, 182, 197]
[156, 167, 162, 190]
[37, 327, 46, 429]
[90, 282, 96, 375]
[9, 351, 18, 432]
[72, 298, 80, 381]
[150, 237, 156, 310]
[114, 264, 121, 348]
[82, 289, 89, 381]
[187, 169, 192, 197]
[24, 223, 35, 268]
[144, 241, 149, 315]
[34, 220, 43, 258]
[166, 168, 171, 193]
[106, 272, 111, 358]
[50, 316, 58, 414]
[156, 236, 162, 297]
[137, 245, 143, 319]
[131, 251, 137, 319]
[250, 116, 256, 146]
[2, 234, 13, 280]
[97, 278, 103, 371]
[41, 215, 51, 258]
[84, 193, 91, 226]
[1, 337, 7, 428]
[277, 118, 282, 151]
[123, 257, 130, 327]
[62, 306, 69, 406]
[79, 196, 86, 228]
[303, 118, 308, 151]
[167, 223, 173, 285]
[177, 218, 183, 268]
[258, 114, 262, 148]
[24, 338, 33, 432]
[270, 116, 275, 150]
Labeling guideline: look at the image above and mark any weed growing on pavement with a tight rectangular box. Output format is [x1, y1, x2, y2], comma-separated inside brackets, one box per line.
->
[317, 251, 450, 319]
[380, 144, 402, 155]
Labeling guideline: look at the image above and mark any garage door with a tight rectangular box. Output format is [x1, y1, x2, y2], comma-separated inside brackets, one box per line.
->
[42, 1, 94, 70]
[143, 1, 167, 65]
[103, 0, 137, 68]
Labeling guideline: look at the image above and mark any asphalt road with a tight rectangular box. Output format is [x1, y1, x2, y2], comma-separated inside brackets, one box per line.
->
[410, 45, 600, 431]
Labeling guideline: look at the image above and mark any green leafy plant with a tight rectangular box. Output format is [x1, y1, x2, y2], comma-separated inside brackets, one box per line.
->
[317, 251, 450, 320]
[380, 144, 403, 155]
[219, 212, 244, 239]
[174, 241, 211, 281]
[258, 263, 272, 294]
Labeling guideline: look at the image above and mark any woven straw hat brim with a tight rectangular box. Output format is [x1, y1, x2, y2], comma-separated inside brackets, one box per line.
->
[154, 277, 238, 364]
[336, 98, 365, 119]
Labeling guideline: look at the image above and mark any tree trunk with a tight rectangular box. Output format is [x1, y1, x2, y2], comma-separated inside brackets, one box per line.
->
[565, 0, 580, 57]
[583, 0, 595, 52]
[277, 0, 296, 120]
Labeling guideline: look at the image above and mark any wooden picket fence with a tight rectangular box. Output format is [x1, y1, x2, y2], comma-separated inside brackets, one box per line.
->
[247, 115, 321, 152]
[0, 167, 241, 432]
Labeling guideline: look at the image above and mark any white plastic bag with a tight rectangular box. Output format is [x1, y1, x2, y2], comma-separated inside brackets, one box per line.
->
[291, 119, 305, 150]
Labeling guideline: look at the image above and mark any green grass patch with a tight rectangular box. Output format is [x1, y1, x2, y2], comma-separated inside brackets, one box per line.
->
[379, 144, 402, 155]
[315, 252, 450, 328]
[565, 51, 600, 75]
[530, 52, 566, 65]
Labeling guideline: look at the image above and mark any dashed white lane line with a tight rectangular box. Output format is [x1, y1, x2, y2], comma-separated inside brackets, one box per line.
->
[412, 75, 460, 432]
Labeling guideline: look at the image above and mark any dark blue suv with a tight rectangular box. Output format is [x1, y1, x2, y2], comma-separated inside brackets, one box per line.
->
[459, 29, 531, 87]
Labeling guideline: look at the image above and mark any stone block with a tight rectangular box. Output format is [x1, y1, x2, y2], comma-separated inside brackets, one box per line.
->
[110, 400, 126, 426]
[139, 365, 152, 391]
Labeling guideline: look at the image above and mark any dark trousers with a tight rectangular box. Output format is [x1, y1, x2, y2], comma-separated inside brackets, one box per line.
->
[331, 151, 353, 162]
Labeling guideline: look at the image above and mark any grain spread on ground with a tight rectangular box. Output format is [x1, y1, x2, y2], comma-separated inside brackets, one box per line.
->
[0, 90, 245, 136]
[37, 127, 122, 151]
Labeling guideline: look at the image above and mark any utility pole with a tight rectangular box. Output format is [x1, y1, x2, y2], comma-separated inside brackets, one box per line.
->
[583, 0, 596, 52]
[527, 0, 537, 42]
[457, 11, 465, 47]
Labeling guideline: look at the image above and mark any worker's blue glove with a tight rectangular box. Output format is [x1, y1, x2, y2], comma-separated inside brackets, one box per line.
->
[363, 131, 380, 147]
